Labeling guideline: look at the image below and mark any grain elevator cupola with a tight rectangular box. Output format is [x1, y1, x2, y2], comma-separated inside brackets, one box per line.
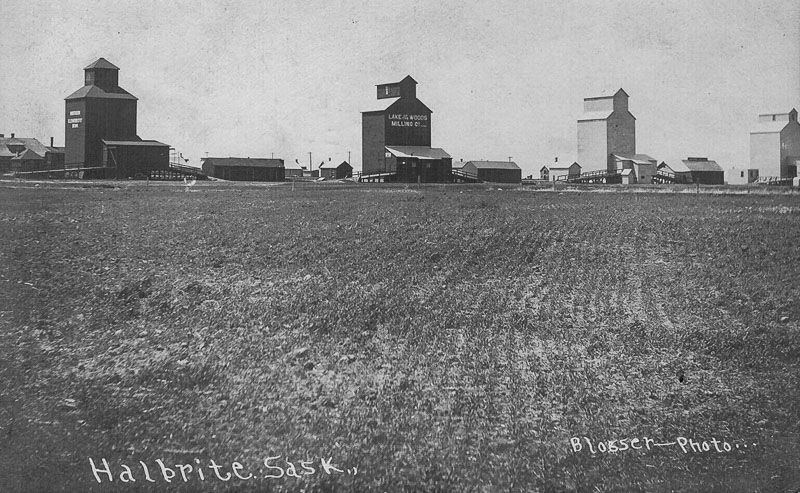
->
[83, 58, 121, 91]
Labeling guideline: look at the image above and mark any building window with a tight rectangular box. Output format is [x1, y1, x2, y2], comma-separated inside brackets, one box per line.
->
[741, 171, 744, 178]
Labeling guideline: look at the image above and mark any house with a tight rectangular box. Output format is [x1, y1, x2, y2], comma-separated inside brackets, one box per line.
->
[461, 161, 521, 183]
[540, 166, 549, 181]
[0, 134, 62, 173]
[11, 149, 46, 173]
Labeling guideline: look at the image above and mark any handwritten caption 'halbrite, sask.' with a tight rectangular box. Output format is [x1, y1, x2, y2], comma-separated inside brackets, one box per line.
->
[570, 436, 757, 455]
[89, 456, 357, 484]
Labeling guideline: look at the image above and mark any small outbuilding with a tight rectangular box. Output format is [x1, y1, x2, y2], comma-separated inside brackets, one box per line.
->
[320, 160, 353, 179]
[620, 168, 635, 184]
[201, 157, 285, 181]
[461, 160, 521, 183]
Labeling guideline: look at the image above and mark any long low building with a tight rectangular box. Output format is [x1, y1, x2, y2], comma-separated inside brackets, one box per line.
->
[201, 157, 285, 181]
[461, 160, 521, 183]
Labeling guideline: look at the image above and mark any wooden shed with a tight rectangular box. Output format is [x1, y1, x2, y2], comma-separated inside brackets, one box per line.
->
[319, 160, 353, 179]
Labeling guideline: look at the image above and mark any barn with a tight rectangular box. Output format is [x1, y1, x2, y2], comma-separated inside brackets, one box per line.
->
[320, 160, 353, 179]
[201, 157, 285, 181]
[461, 161, 521, 183]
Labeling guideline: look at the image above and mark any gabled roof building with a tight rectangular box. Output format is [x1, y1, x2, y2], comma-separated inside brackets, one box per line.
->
[0, 135, 64, 172]
[659, 158, 724, 185]
[201, 157, 285, 181]
[320, 160, 353, 179]
[461, 160, 521, 183]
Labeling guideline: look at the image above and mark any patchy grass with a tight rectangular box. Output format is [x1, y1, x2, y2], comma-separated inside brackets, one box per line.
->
[1, 181, 800, 492]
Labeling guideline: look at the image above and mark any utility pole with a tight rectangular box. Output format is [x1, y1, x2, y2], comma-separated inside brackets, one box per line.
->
[348, 151, 351, 164]
[308, 152, 312, 175]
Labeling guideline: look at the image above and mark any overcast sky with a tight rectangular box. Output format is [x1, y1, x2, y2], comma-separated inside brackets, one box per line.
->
[1, 0, 798, 175]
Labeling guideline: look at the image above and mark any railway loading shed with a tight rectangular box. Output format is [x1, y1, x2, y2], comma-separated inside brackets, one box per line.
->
[201, 157, 285, 181]
[461, 161, 521, 183]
